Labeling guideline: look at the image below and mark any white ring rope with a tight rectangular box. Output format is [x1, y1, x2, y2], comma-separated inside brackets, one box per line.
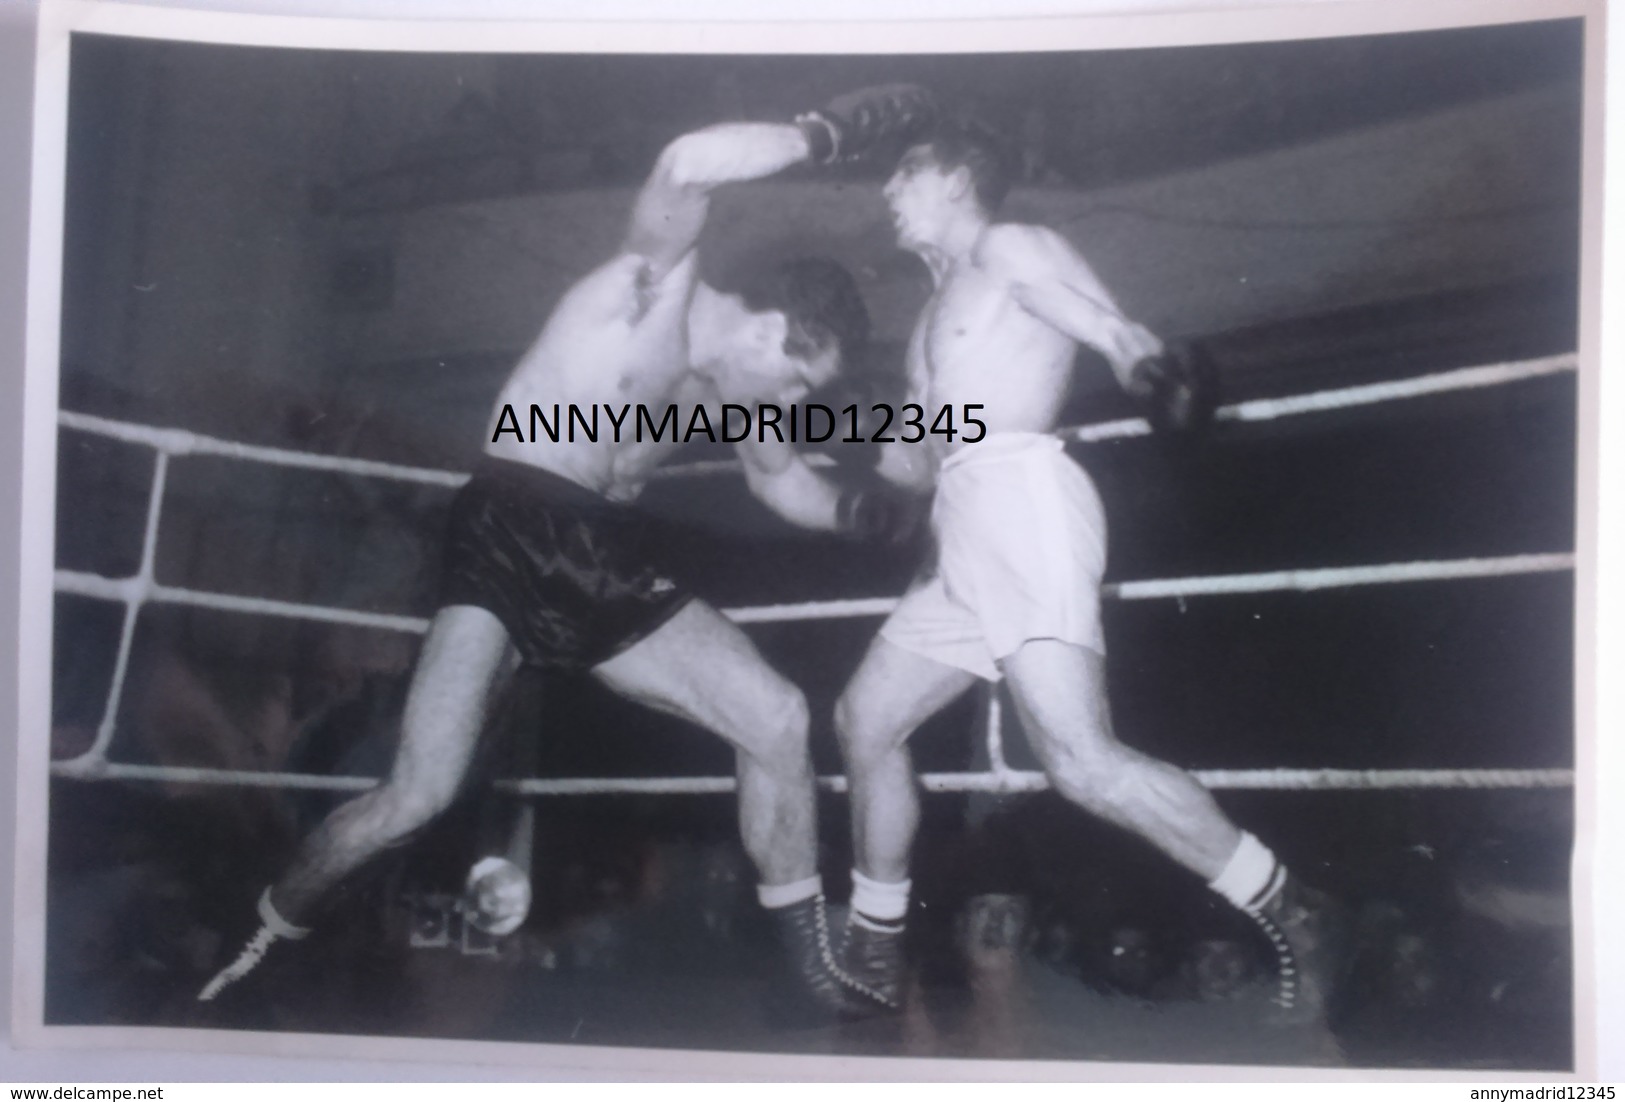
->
[49, 351, 1578, 793]
[82, 451, 169, 763]
[53, 760, 1574, 794]
[1106, 552, 1575, 600]
[1060, 352, 1576, 443]
[57, 410, 470, 489]
[1215, 353, 1576, 425]
[58, 353, 1574, 486]
[55, 569, 435, 635]
[51, 551, 1576, 634]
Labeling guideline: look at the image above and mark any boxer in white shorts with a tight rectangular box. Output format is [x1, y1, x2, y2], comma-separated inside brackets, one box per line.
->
[832, 115, 1345, 1028]
[883, 432, 1107, 682]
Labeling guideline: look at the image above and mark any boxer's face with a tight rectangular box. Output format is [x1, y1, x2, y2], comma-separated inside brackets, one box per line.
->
[713, 297, 840, 403]
[884, 145, 963, 250]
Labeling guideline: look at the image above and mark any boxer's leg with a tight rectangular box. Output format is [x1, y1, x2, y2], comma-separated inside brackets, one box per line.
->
[593, 600, 817, 887]
[200, 606, 515, 1001]
[276, 606, 516, 917]
[836, 635, 977, 883]
[1003, 638, 1346, 1023]
[833, 634, 977, 1006]
[1001, 638, 1239, 878]
[592, 599, 892, 1016]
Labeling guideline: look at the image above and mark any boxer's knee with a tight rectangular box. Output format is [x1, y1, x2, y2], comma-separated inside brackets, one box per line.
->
[365, 775, 459, 848]
[741, 683, 811, 778]
[834, 691, 899, 776]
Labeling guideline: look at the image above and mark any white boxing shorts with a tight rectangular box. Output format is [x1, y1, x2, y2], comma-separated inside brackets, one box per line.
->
[879, 433, 1107, 682]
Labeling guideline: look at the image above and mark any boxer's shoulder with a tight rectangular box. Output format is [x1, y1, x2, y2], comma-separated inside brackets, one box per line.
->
[551, 250, 694, 330]
[977, 221, 1073, 274]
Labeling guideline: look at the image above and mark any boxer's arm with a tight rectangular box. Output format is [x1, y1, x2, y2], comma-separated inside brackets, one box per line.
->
[871, 435, 934, 493]
[671, 376, 843, 530]
[739, 436, 927, 544]
[625, 124, 813, 282]
[872, 327, 937, 492]
[737, 436, 844, 531]
[998, 225, 1219, 431]
[994, 224, 1163, 391]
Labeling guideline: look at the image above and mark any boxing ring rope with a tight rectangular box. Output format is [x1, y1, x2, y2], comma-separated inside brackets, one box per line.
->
[646, 352, 1579, 475]
[53, 762, 1577, 794]
[49, 352, 1578, 794]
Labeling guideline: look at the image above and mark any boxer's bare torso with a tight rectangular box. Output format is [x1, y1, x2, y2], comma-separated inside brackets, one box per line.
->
[907, 223, 1159, 467]
[479, 121, 839, 506]
[483, 251, 710, 503]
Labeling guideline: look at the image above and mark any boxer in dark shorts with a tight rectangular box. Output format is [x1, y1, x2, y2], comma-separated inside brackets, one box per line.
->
[441, 459, 692, 672]
[199, 85, 939, 1020]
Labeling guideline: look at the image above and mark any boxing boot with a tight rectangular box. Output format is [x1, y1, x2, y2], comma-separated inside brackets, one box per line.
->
[197, 886, 310, 1002]
[770, 893, 896, 1022]
[1245, 875, 1350, 1025]
[842, 918, 907, 1010]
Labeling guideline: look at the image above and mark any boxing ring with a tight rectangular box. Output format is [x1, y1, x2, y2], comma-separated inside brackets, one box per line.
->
[48, 352, 1578, 798]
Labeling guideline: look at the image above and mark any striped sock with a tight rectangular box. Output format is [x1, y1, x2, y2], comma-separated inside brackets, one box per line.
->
[757, 874, 822, 910]
[850, 868, 911, 930]
[1208, 832, 1286, 913]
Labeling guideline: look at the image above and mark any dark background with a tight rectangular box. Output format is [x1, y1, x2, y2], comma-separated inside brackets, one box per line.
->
[46, 22, 1580, 1069]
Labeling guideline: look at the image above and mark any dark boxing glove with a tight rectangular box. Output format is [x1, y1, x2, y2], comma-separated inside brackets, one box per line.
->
[1127, 340, 1220, 434]
[797, 84, 939, 165]
[836, 483, 930, 547]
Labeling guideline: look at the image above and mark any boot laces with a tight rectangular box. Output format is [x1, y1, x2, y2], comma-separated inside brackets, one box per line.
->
[812, 896, 896, 1009]
[1246, 907, 1299, 1010]
[198, 924, 279, 1002]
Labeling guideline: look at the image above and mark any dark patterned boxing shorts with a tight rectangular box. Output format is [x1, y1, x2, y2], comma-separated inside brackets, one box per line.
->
[439, 458, 694, 670]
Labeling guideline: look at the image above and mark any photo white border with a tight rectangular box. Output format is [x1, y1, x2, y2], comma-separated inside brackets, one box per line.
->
[3, 0, 1614, 1082]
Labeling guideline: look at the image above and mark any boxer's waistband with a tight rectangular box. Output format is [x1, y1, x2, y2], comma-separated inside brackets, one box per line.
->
[938, 432, 1065, 477]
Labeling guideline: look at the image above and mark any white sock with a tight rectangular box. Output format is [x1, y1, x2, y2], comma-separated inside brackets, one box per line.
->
[1207, 832, 1285, 913]
[757, 874, 822, 910]
[850, 868, 911, 928]
[258, 887, 312, 940]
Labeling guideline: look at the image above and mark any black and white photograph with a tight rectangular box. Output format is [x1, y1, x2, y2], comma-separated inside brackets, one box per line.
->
[12, 0, 1600, 1076]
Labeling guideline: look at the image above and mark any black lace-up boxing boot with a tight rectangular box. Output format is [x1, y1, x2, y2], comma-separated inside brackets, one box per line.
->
[842, 918, 906, 1010]
[197, 887, 311, 1002]
[1245, 875, 1350, 1025]
[771, 893, 897, 1022]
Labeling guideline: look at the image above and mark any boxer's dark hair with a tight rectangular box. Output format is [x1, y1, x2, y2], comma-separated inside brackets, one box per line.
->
[920, 116, 1015, 214]
[742, 256, 871, 369]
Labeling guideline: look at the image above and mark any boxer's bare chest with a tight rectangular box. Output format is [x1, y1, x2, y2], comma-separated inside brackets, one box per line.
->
[914, 253, 1077, 442]
[485, 257, 695, 495]
[918, 259, 1046, 399]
